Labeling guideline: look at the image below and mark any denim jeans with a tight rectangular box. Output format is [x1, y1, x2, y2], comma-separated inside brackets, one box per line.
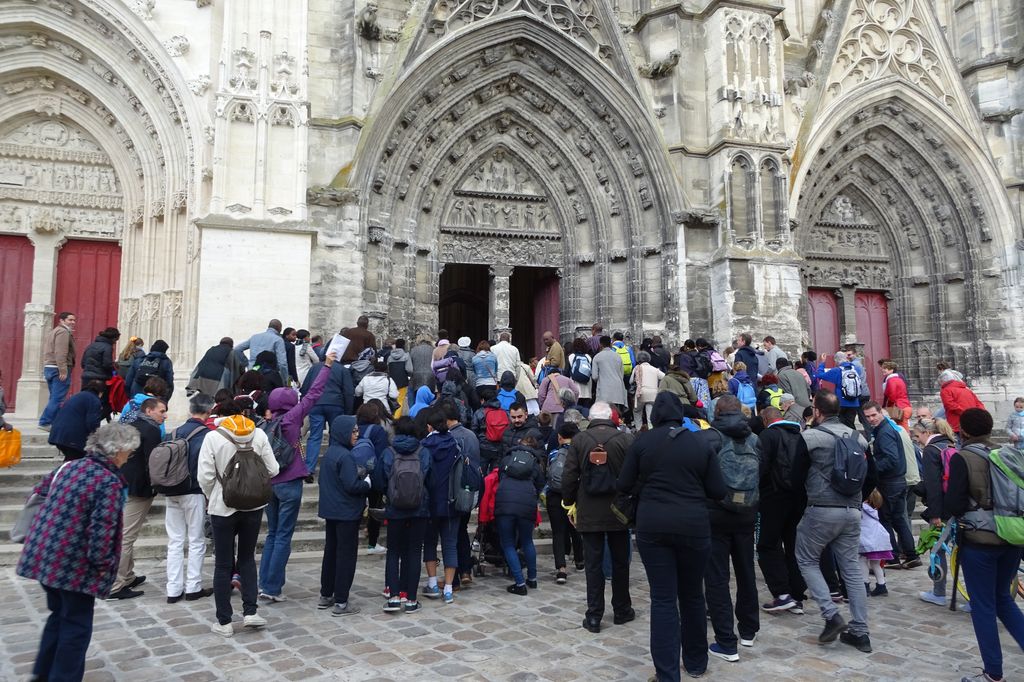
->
[321, 519, 361, 604]
[33, 586, 95, 681]
[959, 544, 1024, 679]
[306, 405, 343, 473]
[795, 506, 869, 636]
[637, 532, 711, 680]
[496, 514, 537, 585]
[877, 479, 916, 558]
[39, 366, 71, 426]
[211, 510, 262, 625]
[385, 517, 427, 601]
[259, 478, 304, 597]
[423, 516, 460, 567]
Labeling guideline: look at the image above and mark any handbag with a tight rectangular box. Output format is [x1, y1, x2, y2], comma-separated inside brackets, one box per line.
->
[11, 462, 69, 543]
[0, 427, 21, 468]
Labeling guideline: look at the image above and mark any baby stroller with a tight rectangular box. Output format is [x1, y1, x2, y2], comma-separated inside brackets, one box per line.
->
[471, 520, 508, 577]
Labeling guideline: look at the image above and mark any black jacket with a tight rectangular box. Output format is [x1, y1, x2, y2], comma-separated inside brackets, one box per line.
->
[919, 435, 953, 521]
[501, 415, 544, 463]
[123, 417, 162, 498]
[80, 336, 116, 382]
[757, 420, 808, 497]
[708, 411, 760, 526]
[649, 346, 671, 371]
[735, 346, 759, 375]
[617, 393, 725, 537]
[494, 446, 545, 520]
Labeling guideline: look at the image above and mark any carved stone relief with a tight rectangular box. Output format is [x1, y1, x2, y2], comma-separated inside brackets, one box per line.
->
[438, 233, 562, 268]
[721, 9, 783, 143]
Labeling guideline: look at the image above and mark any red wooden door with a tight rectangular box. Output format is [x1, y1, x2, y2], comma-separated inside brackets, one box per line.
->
[808, 288, 840, 369]
[533, 273, 560, 360]
[855, 291, 890, 400]
[54, 240, 121, 393]
[0, 236, 35, 408]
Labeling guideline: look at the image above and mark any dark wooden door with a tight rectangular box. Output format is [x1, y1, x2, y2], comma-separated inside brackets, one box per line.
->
[54, 239, 121, 393]
[855, 291, 890, 400]
[532, 273, 559, 361]
[0, 235, 35, 407]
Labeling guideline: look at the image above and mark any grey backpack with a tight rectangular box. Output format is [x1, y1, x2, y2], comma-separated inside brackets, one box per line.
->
[149, 426, 206, 494]
[388, 448, 424, 511]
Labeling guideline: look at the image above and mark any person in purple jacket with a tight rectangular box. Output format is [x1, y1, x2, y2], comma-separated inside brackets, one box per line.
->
[258, 351, 337, 602]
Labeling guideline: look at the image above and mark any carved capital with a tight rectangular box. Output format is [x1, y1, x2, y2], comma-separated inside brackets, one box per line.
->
[489, 265, 514, 278]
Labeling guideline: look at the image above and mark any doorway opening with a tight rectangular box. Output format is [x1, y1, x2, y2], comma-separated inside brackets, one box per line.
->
[439, 264, 490, 347]
[510, 267, 559, 360]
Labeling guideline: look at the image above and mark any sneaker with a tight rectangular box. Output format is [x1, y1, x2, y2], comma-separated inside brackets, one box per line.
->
[382, 587, 391, 599]
[709, 643, 739, 662]
[919, 591, 947, 606]
[556, 571, 567, 584]
[331, 603, 360, 617]
[870, 583, 888, 597]
[958, 600, 972, 613]
[960, 671, 1000, 682]
[818, 614, 847, 643]
[839, 631, 872, 653]
[38, 424, 51, 432]
[526, 579, 538, 589]
[791, 601, 805, 615]
[317, 595, 333, 610]
[383, 598, 403, 613]
[901, 557, 923, 569]
[740, 634, 756, 648]
[507, 583, 528, 596]
[422, 585, 441, 599]
[575, 562, 585, 571]
[106, 587, 143, 600]
[186, 588, 214, 601]
[404, 601, 421, 613]
[762, 596, 797, 612]
[243, 614, 267, 628]
[258, 592, 286, 603]
[211, 622, 233, 637]
[167, 592, 185, 604]
[443, 591, 454, 604]
[128, 575, 147, 589]
[366, 544, 387, 555]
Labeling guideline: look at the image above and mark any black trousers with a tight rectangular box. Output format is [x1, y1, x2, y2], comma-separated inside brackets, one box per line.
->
[321, 519, 360, 605]
[546, 491, 582, 569]
[705, 521, 759, 650]
[581, 530, 631, 621]
[457, 512, 472, 576]
[839, 407, 858, 430]
[366, 492, 383, 547]
[757, 492, 807, 600]
[384, 517, 426, 601]
[211, 509, 262, 625]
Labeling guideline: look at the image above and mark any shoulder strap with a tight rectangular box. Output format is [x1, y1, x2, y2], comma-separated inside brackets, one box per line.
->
[183, 424, 207, 442]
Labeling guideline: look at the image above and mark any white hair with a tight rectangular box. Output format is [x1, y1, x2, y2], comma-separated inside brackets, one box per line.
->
[589, 402, 612, 420]
[86, 423, 141, 459]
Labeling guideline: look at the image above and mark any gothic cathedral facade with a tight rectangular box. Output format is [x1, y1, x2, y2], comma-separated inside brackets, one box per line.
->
[0, 0, 1021, 417]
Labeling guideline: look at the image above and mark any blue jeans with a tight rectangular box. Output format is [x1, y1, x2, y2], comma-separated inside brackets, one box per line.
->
[258, 478, 304, 596]
[423, 516, 459, 567]
[306, 405, 343, 473]
[39, 367, 71, 426]
[33, 586, 94, 681]
[496, 515, 537, 585]
[959, 544, 1024, 679]
[877, 478, 916, 559]
[637, 532, 711, 680]
[795, 506, 869, 636]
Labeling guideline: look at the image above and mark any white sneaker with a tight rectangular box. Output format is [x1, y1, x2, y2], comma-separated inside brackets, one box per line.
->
[366, 545, 387, 555]
[740, 634, 756, 647]
[243, 614, 267, 628]
[258, 592, 286, 603]
[211, 622, 233, 637]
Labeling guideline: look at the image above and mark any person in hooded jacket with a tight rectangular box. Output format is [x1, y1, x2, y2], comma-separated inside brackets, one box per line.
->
[48, 380, 106, 461]
[80, 327, 120, 384]
[257, 352, 335, 601]
[302, 357, 355, 479]
[728, 362, 756, 405]
[317, 413, 371, 616]
[439, 366, 477, 425]
[776, 358, 811, 409]
[378, 416, 432, 613]
[125, 340, 175, 399]
[356, 357, 399, 412]
[501, 402, 545, 464]
[938, 367, 986, 436]
[420, 408, 463, 604]
[913, 416, 958, 606]
[187, 337, 242, 398]
[617, 392, 726, 680]
[349, 347, 377, 403]
[294, 329, 319, 385]
[387, 339, 411, 416]
[815, 352, 863, 429]
[703, 395, 761, 663]
[496, 370, 526, 411]
[408, 385, 436, 418]
[756, 407, 809, 614]
[252, 350, 284, 393]
[495, 437, 546, 595]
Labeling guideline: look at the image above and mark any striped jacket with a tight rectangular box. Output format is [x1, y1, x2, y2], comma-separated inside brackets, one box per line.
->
[17, 453, 126, 598]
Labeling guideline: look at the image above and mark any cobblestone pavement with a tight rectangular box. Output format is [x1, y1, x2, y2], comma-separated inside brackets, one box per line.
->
[1, 552, 1019, 682]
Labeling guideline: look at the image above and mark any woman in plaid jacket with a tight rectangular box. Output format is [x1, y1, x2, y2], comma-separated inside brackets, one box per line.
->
[17, 423, 137, 682]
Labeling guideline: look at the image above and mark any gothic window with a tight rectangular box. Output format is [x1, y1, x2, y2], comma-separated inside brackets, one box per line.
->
[760, 159, 784, 242]
[722, 11, 774, 93]
[729, 155, 754, 244]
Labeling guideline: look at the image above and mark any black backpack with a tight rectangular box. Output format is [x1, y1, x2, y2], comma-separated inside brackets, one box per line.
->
[388, 447, 424, 510]
[582, 434, 622, 497]
[134, 354, 162, 386]
[257, 417, 297, 471]
[767, 426, 807, 492]
[695, 351, 713, 377]
[502, 449, 534, 480]
[819, 426, 868, 497]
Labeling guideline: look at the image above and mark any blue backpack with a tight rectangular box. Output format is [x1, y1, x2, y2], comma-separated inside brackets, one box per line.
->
[497, 388, 518, 412]
[736, 382, 756, 409]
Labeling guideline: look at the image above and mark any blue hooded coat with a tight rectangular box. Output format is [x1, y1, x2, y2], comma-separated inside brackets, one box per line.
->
[318, 414, 371, 521]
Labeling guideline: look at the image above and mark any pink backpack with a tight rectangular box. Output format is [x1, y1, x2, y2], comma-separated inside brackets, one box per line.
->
[940, 446, 958, 493]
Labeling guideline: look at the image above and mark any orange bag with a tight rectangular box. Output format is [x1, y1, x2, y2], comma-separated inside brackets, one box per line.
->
[0, 428, 22, 468]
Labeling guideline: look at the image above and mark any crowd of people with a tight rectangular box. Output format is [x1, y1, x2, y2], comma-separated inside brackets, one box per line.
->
[14, 313, 1024, 682]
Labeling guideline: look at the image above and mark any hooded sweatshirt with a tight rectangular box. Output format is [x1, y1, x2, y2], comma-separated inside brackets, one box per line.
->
[267, 364, 331, 483]
[387, 347, 410, 388]
[708, 410, 760, 526]
[319, 415, 370, 521]
[197, 415, 279, 516]
[409, 385, 435, 417]
[422, 429, 461, 518]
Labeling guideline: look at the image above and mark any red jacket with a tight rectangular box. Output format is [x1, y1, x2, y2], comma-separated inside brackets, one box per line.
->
[940, 381, 985, 433]
[882, 374, 910, 409]
[479, 470, 500, 524]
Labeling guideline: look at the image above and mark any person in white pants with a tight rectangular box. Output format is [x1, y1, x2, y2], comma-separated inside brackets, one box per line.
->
[165, 393, 216, 603]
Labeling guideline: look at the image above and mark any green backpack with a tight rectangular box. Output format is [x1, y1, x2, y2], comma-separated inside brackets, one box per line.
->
[986, 445, 1024, 545]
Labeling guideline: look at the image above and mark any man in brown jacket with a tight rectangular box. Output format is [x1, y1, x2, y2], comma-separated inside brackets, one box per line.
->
[39, 311, 77, 430]
[341, 315, 377, 363]
[561, 401, 635, 633]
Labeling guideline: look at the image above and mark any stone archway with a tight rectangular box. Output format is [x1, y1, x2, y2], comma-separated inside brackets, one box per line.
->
[353, 16, 688, 344]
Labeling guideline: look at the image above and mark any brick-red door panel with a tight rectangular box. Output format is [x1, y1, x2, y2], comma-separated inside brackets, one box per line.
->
[855, 291, 890, 400]
[0, 235, 35, 408]
[54, 240, 121, 393]
[808, 288, 840, 370]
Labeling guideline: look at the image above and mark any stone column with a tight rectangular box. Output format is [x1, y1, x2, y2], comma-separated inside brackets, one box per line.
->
[15, 229, 67, 418]
[490, 265, 513, 338]
[838, 284, 858, 347]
